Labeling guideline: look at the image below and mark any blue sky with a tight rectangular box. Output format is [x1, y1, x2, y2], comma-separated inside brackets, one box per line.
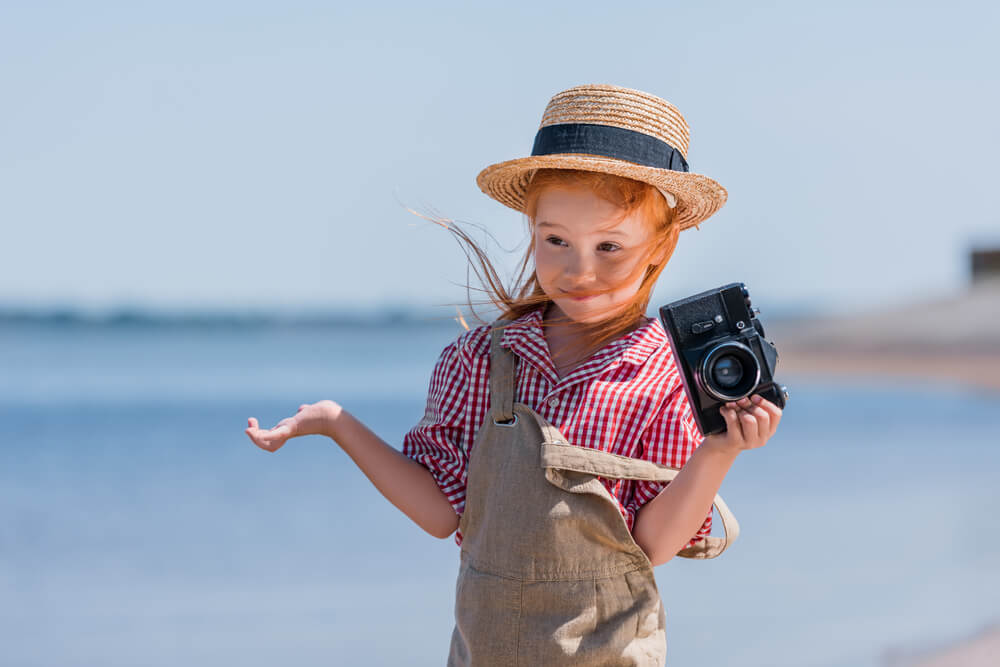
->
[2, 1, 997, 317]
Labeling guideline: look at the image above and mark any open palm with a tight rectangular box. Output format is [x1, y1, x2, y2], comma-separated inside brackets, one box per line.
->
[245, 400, 339, 453]
[245, 415, 297, 452]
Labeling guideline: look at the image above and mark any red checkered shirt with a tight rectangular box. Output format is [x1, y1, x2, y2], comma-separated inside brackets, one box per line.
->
[402, 307, 712, 548]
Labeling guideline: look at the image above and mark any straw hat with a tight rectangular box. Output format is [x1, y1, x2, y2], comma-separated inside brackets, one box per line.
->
[476, 84, 728, 231]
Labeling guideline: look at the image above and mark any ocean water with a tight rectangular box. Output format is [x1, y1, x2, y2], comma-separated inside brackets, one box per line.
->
[1, 320, 998, 667]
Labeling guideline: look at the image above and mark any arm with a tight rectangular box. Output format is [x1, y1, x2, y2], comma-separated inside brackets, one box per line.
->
[632, 394, 783, 566]
[324, 405, 459, 539]
[246, 400, 459, 539]
[632, 443, 737, 566]
[246, 337, 475, 540]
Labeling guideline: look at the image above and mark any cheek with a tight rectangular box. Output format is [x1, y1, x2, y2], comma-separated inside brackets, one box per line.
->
[533, 245, 559, 277]
[602, 257, 648, 295]
[601, 255, 640, 282]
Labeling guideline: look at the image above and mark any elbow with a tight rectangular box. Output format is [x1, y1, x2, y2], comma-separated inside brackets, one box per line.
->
[633, 525, 681, 567]
[633, 530, 666, 567]
[649, 551, 674, 568]
[639, 542, 673, 568]
[423, 513, 460, 540]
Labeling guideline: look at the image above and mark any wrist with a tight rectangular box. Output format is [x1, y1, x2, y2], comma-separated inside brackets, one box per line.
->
[698, 434, 742, 461]
[321, 401, 347, 441]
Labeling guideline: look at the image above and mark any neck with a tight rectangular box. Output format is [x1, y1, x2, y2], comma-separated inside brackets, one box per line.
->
[541, 302, 648, 333]
[541, 302, 649, 371]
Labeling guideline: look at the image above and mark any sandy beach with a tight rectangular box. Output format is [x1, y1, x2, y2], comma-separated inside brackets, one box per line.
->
[881, 623, 1000, 667]
[776, 345, 1000, 392]
[766, 280, 1000, 393]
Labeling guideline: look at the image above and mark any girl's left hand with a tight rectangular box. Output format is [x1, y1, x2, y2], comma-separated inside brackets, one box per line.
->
[245, 400, 340, 452]
[702, 394, 782, 457]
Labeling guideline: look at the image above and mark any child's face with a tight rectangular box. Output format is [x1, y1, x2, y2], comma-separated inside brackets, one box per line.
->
[533, 186, 655, 324]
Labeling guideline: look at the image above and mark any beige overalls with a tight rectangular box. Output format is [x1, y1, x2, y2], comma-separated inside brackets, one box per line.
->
[447, 321, 740, 666]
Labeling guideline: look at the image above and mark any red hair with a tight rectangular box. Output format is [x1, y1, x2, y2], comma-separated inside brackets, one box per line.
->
[426, 168, 680, 364]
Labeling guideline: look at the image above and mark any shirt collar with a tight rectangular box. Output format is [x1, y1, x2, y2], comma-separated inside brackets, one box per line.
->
[496, 307, 668, 386]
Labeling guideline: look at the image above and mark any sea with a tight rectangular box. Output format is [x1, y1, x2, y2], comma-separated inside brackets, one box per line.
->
[1, 314, 998, 667]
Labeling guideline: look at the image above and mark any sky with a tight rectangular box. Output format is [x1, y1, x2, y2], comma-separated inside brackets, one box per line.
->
[1, 0, 998, 318]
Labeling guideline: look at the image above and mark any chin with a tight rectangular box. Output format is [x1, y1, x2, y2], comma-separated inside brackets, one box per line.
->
[553, 298, 621, 324]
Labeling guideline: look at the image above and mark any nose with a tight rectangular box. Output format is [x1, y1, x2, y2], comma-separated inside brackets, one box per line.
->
[563, 250, 598, 286]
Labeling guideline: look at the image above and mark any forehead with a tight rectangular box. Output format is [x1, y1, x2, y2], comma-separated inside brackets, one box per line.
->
[534, 187, 650, 236]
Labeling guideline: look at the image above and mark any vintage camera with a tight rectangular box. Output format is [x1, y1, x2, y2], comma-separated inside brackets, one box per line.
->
[658, 283, 788, 436]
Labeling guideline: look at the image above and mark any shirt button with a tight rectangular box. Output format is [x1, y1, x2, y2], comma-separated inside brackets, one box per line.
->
[548, 397, 560, 408]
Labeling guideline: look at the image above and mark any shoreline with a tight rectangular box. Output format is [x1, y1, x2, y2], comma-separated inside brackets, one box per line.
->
[776, 346, 1000, 392]
[882, 622, 1000, 667]
[763, 281, 1000, 393]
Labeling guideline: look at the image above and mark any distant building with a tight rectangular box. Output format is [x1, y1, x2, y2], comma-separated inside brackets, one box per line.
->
[971, 247, 1000, 283]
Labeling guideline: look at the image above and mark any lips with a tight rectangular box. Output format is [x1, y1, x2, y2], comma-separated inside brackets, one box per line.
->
[560, 289, 598, 302]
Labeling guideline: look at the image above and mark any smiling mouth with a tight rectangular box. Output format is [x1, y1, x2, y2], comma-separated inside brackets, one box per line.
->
[561, 289, 598, 302]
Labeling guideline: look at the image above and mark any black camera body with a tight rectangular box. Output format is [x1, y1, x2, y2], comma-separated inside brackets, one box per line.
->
[658, 283, 788, 436]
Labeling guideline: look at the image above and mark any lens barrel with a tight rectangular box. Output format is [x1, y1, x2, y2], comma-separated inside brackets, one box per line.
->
[697, 341, 762, 402]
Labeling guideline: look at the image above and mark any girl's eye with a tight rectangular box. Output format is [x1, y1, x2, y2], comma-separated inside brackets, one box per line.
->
[544, 236, 621, 252]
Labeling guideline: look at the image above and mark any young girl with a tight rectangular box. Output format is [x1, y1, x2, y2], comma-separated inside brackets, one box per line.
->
[245, 84, 782, 666]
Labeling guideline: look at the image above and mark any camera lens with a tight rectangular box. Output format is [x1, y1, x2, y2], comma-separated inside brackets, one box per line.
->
[712, 355, 743, 388]
[697, 341, 762, 402]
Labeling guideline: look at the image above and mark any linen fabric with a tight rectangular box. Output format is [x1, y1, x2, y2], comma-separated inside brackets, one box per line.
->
[448, 321, 678, 666]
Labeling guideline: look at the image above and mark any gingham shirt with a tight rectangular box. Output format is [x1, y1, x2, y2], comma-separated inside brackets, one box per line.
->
[402, 307, 712, 548]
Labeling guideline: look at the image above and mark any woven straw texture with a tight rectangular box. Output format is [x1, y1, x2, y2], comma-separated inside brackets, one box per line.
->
[476, 84, 728, 231]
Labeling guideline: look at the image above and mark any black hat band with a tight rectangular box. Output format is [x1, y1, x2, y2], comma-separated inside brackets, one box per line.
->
[530, 123, 690, 173]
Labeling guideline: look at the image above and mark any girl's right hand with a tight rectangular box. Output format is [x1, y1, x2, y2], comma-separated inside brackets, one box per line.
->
[701, 394, 782, 458]
[245, 400, 342, 452]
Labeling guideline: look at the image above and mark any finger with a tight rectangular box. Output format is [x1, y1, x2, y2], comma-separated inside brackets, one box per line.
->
[256, 423, 290, 440]
[298, 404, 307, 412]
[256, 432, 286, 451]
[246, 428, 270, 450]
[746, 405, 770, 441]
[738, 410, 758, 444]
[755, 398, 782, 436]
[245, 421, 290, 451]
[742, 398, 770, 437]
[720, 406, 742, 441]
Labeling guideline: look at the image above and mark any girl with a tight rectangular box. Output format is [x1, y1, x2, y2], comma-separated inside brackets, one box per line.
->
[245, 84, 782, 666]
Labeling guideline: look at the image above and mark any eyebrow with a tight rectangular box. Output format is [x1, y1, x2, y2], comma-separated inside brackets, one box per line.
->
[537, 221, 628, 237]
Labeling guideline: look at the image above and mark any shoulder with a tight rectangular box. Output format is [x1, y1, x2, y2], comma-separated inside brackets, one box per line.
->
[453, 322, 494, 359]
[445, 309, 541, 362]
[431, 321, 493, 374]
[626, 318, 685, 394]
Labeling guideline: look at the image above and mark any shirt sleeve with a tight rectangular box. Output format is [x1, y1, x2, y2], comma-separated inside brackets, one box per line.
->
[629, 385, 712, 550]
[401, 338, 471, 519]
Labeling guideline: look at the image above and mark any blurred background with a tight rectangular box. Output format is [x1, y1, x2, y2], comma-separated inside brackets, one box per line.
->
[1, 1, 997, 666]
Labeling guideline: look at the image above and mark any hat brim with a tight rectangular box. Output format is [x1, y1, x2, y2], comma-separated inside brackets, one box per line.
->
[476, 154, 727, 231]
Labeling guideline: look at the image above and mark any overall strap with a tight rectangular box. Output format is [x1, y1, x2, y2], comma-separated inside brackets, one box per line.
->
[538, 437, 741, 559]
[489, 320, 517, 424]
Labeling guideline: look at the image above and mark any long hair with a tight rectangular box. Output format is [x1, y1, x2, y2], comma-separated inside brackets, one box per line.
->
[423, 168, 680, 365]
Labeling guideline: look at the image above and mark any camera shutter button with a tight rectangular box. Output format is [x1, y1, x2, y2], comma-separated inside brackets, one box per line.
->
[692, 320, 716, 334]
